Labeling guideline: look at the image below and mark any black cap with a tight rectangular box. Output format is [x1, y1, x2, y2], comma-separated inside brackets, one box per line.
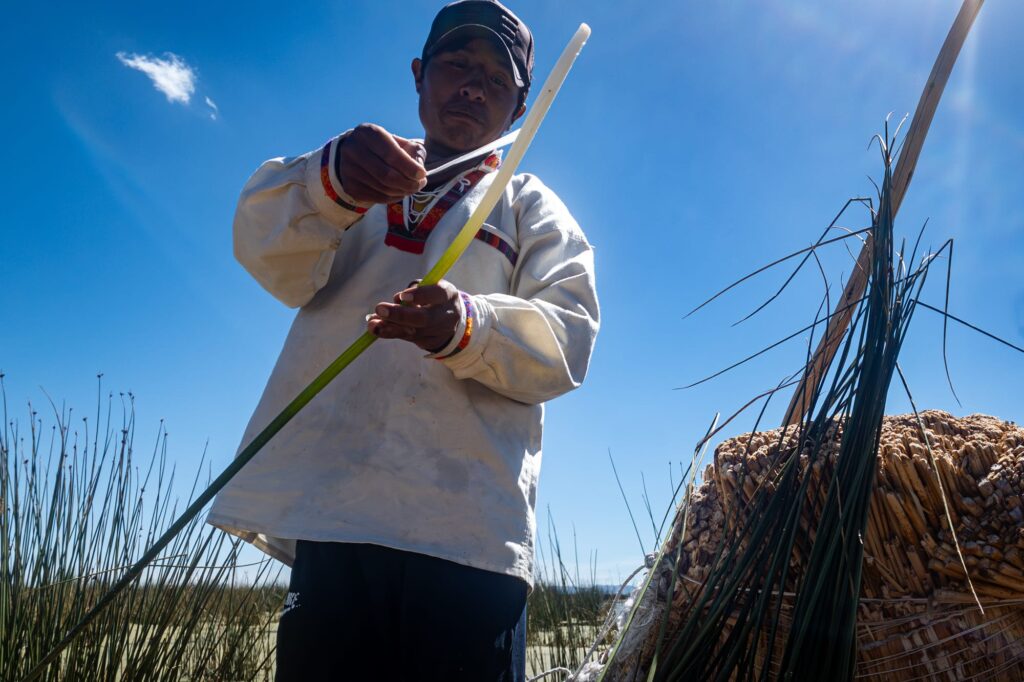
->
[422, 0, 534, 90]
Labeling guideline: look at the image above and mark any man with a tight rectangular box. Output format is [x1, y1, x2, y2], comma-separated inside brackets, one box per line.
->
[207, 1, 599, 679]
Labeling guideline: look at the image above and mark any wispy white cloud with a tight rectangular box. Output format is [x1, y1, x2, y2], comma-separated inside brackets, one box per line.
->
[204, 96, 219, 120]
[116, 51, 196, 105]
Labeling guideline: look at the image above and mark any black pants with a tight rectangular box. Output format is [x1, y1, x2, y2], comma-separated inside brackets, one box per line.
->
[276, 541, 528, 682]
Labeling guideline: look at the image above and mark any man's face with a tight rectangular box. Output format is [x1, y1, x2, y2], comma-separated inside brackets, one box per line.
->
[413, 37, 525, 155]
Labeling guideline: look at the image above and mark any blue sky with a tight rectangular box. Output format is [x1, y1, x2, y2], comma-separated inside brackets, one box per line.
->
[2, 1, 1023, 583]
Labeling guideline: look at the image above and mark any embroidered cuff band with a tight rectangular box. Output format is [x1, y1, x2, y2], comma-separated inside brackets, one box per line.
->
[435, 292, 475, 360]
[320, 137, 369, 215]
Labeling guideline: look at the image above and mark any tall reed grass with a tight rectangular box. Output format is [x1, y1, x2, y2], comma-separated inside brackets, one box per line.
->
[525, 512, 647, 681]
[3, 374, 623, 681]
[526, 526, 606, 676]
[1, 376, 282, 681]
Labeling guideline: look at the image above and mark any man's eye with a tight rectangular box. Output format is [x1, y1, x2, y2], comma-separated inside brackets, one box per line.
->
[490, 75, 507, 88]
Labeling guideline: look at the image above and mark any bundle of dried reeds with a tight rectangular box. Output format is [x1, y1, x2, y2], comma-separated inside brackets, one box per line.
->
[592, 412, 1024, 682]
[659, 410, 1024, 681]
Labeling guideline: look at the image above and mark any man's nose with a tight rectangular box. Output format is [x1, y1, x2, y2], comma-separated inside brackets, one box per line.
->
[459, 70, 486, 102]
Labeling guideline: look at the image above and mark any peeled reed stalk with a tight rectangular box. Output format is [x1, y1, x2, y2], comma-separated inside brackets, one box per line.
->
[20, 24, 593, 682]
[786, 0, 984, 425]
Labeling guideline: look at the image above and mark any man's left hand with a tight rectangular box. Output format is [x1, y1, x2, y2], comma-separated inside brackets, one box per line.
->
[367, 280, 462, 353]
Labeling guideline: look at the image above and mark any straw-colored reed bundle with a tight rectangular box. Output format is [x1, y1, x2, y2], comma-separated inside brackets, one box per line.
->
[646, 410, 1024, 681]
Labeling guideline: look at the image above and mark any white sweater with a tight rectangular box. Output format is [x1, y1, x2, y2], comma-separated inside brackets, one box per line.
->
[206, 133, 599, 586]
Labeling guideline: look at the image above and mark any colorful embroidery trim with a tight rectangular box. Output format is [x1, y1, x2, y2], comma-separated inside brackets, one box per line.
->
[320, 140, 368, 214]
[385, 153, 500, 255]
[474, 228, 518, 266]
[436, 292, 475, 360]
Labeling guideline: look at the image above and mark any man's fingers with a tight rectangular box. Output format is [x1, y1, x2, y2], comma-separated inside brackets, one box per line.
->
[355, 150, 425, 195]
[392, 280, 423, 303]
[393, 135, 428, 166]
[367, 316, 453, 352]
[342, 157, 412, 201]
[340, 124, 428, 203]
[367, 317, 416, 340]
[375, 303, 441, 329]
[394, 284, 452, 307]
[362, 128, 426, 183]
[338, 174, 397, 205]
[369, 280, 459, 346]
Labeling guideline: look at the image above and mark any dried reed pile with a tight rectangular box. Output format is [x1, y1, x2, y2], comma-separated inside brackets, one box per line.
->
[655, 410, 1024, 681]
[588, 6, 1002, 679]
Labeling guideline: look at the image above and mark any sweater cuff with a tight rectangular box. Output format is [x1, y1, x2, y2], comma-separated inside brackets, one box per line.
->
[304, 132, 372, 224]
[426, 291, 470, 360]
[432, 293, 493, 369]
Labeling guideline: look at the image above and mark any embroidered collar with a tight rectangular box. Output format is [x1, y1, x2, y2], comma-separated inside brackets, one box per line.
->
[384, 152, 501, 256]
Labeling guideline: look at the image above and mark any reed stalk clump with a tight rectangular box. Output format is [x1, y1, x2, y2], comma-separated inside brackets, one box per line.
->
[0, 379, 283, 681]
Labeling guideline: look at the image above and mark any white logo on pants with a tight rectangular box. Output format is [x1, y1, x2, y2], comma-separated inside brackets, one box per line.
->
[282, 591, 300, 616]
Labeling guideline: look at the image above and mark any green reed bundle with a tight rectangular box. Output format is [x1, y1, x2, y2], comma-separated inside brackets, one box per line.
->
[651, 127, 918, 681]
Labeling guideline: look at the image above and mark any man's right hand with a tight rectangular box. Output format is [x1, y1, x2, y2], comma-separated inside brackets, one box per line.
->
[336, 124, 427, 204]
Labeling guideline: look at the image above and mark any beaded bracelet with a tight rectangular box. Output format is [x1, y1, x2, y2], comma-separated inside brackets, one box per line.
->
[436, 292, 474, 360]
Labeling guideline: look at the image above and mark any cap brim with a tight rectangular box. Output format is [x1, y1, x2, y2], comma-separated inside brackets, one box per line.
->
[425, 24, 525, 88]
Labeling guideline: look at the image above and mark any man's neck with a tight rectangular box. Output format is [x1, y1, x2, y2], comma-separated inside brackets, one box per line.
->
[423, 137, 461, 166]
